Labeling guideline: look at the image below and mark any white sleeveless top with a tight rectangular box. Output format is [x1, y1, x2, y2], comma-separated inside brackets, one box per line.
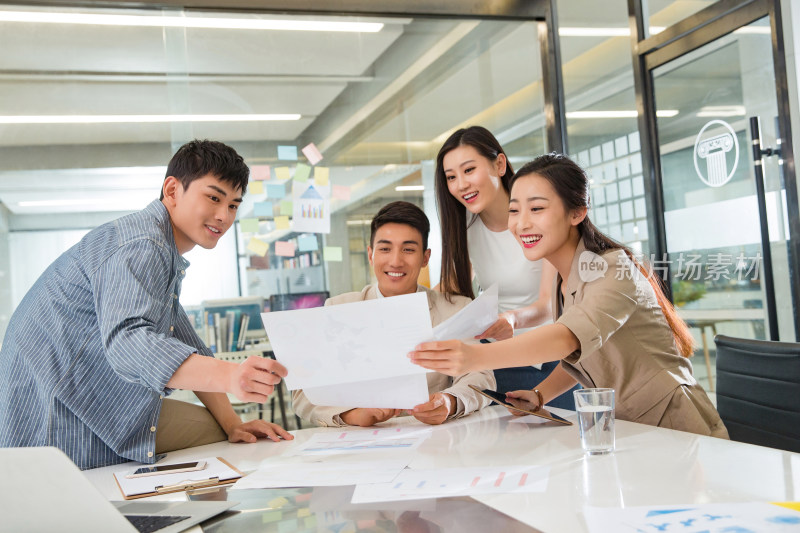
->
[467, 216, 543, 317]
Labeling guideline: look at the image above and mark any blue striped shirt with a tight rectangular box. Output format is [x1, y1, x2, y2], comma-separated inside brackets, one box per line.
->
[0, 200, 213, 469]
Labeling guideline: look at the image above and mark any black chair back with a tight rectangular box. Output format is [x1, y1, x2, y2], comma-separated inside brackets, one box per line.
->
[714, 335, 800, 453]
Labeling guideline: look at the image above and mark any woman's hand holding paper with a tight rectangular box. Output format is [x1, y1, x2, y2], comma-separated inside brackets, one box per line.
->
[408, 340, 479, 375]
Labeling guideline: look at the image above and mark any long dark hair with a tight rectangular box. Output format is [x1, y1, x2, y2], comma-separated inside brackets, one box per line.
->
[435, 126, 514, 300]
[510, 153, 695, 358]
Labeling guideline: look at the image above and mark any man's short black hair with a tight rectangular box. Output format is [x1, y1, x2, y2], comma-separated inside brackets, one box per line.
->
[160, 139, 249, 200]
[370, 201, 430, 250]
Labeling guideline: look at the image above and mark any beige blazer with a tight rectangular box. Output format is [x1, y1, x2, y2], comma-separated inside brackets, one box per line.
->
[292, 284, 495, 427]
[554, 241, 728, 438]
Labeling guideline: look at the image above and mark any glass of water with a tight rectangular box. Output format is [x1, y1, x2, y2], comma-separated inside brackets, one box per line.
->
[573, 388, 615, 455]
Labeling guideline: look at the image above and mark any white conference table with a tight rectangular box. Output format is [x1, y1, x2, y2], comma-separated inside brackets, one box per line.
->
[84, 405, 800, 532]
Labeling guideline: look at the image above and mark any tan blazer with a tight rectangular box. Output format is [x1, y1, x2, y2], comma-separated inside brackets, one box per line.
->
[292, 284, 495, 427]
[554, 241, 728, 438]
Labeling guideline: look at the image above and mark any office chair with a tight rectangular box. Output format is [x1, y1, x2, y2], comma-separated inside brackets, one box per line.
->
[714, 335, 800, 453]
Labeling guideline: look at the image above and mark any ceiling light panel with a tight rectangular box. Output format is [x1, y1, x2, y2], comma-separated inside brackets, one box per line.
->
[0, 10, 385, 32]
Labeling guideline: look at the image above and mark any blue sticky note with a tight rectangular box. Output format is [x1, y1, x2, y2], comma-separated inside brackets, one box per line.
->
[298, 234, 318, 252]
[266, 183, 286, 199]
[278, 145, 298, 161]
[254, 202, 273, 217]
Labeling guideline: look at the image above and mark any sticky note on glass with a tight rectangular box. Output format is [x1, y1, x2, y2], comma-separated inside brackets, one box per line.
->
[275, 167, 291, 181]
[298, 234, 318, 252]
[280, 200, 293, 215]
[323, 246, 343, 262]
[275, 215, 290, 230]
[248, 181, 264, 195]
[301, 143, 323, 165]
[332, 184, 351, 201]
[278, 145, 298, 161]
[266, 183, 286, 199]
[247, 237, 268, 257]
[240, 218, 260, 233]
[254, 202, 273, 217]
[251, 165, 270, 181]
[314, 167, 329, 186]
[293, 163, 311, 183]
[275, 240, 296, 257]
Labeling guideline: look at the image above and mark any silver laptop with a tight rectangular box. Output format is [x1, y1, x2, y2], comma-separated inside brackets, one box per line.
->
[0, 447, 237, 533]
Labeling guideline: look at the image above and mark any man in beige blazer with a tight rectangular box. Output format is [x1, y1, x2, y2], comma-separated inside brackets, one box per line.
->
[292, 201, 495, 427]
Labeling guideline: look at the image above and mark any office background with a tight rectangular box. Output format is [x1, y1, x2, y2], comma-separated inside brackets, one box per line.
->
[1, 0, 799, 394]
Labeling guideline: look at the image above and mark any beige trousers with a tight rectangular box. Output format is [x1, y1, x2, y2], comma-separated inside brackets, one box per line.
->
[155, 398, 228, 454]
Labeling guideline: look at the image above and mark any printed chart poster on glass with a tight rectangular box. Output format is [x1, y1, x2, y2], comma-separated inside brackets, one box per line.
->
[292, 182, 330, 234]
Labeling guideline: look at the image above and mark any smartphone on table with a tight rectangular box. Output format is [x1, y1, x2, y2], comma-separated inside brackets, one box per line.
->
[125, 460, 207, 478]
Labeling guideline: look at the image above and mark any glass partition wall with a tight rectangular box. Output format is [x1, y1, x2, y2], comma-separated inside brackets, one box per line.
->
[0, 4, 547, 339]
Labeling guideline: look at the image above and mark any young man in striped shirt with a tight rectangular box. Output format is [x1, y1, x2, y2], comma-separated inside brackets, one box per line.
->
[0, 140, 292, 469]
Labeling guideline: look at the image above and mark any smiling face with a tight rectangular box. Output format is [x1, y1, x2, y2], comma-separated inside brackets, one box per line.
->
[508, 173, 586, 269]
[368, 222, 431, 297]
[162, 173, 243, 254]
[443, 144, 507, 215]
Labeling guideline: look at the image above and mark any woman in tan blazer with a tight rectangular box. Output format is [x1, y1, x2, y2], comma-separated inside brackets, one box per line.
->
[410, 154, 728, 438]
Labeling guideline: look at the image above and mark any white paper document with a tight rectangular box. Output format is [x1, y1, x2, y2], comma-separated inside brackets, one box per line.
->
[303, 372, 430, 409]
[350, 464, 550, 503]
[231, 457, 409, 489]
[289, 426, 432, 456]
[261, 292, 432, 390]
[584, 502, 800, 533]
[432, 284, 499, 341]
[113, 457, 240, 498]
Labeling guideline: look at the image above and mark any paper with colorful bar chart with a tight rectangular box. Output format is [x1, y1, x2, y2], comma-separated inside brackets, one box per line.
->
[583, 502, 800, 533]
[289, 426, 433, 456]
[350, 464, 550, 503]
[231, 457, 411, 489]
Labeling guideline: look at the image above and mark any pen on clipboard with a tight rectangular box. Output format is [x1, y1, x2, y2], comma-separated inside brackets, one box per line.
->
[155, 477, 220, 493]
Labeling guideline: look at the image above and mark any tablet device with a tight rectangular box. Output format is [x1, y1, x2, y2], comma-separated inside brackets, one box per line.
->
[469, 385, 573, 425]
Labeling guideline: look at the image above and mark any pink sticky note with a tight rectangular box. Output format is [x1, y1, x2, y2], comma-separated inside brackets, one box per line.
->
[302, 143, 324, 165]
[333, 184, 351, 201]
[275, 240, 296, 257]
[251, 165, 271, 181]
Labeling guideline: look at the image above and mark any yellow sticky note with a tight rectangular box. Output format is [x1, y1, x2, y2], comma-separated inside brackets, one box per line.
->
[240, 218, 259, 233]
[314, 167, 329, 186]
[248, 181, 264, 195]
[772, 502, 800, 511]
[280, 200, 293, 216]
[275, 167, 291, 181]
[323, 246, 343, 262]
[275, 215, 290, 230]
[268, 497, 289, 508]
[297, 508, 311, 518]
[247, 237, 268, 257]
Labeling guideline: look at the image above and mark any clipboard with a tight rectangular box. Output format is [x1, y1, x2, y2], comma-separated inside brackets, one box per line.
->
[469, 385, 573, 425]
[113, 457, 243, 500]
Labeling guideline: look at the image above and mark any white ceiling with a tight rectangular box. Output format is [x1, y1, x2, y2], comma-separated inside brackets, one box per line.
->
[0, 0, 729, 222]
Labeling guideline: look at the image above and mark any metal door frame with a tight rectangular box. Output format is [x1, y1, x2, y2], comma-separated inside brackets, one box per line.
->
[628, 0, 800, 340]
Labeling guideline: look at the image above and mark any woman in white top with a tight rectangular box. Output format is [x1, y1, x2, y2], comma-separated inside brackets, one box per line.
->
[434, 126, 577, 408]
